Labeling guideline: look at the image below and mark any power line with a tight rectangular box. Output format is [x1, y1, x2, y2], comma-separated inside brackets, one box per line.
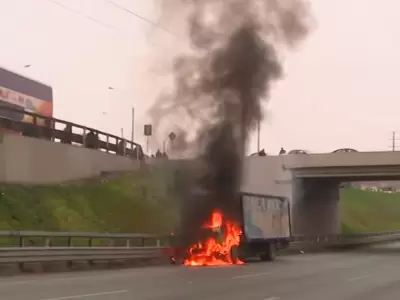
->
[42, 0, 183, 78]
[105, 0, 177, 38]
[45, 0, 181, 44]
[45, 0, 127, 35]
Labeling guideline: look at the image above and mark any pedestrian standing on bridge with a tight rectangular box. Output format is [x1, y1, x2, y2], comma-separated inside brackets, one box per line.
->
[62, 124, 72, 144]
[117, 139, 126, 155]
[155, 149, 163, 158]
[86, 130, 99, 149]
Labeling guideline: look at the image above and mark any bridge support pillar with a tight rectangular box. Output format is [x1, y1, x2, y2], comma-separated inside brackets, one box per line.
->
[291, 178, 340, 236]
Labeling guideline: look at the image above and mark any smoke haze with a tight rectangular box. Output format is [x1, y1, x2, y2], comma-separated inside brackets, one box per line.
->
[149, 0, 311, 249]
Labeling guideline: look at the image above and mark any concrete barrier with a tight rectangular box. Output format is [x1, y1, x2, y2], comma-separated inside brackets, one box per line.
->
[0, 133, 141, 184]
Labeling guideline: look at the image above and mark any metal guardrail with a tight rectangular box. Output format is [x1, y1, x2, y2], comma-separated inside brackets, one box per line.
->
[0, 105, 144, 159]
[0, 231, 168, 265]
[290, 231, 400, 249]
[0, 230, 164, 248]
[0, 231, 399, 265]
[0, 247, 167, 263]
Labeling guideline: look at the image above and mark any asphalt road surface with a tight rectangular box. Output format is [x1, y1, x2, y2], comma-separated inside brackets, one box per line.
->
[2, 243, 400, 300]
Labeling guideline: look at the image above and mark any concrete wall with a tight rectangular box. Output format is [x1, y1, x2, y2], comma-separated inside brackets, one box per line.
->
[291, 178, 340, 236]
[242, 156, 341, 236]
[241, 156, 293, 198]
[0, 134, 141, 184]
[156, 156, 293, 198]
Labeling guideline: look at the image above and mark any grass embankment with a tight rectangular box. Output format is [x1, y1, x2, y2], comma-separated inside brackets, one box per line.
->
[0, 166, 180, 235]
[341, 188, 400, 233]
[0, 167, 399, 237]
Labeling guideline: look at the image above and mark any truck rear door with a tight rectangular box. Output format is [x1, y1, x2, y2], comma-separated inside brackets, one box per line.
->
[241, 193, 290, 240]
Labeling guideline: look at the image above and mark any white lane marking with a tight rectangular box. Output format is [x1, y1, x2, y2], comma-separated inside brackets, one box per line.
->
[264, 297, 280, 300]
[0, 267, 176, 287]
[0, 279, 37, 286]
[232, 272, 271, 279]
[347, 274, 371, 282]
[0, 275, 103, 287]
[39, 290, 128, 300]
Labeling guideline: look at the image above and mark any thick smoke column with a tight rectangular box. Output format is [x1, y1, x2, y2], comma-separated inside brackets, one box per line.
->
[150, 0, 311, 249]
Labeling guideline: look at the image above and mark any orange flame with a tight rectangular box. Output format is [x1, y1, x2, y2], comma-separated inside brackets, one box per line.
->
[184, 210, 244, 267]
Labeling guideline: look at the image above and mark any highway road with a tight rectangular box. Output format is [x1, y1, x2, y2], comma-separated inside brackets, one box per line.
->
[1, 243, 400, 300]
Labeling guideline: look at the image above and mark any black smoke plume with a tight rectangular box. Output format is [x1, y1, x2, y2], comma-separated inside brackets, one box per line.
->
[149, 0, 311, 249]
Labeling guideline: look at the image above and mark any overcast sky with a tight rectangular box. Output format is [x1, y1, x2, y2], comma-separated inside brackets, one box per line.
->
[1, 0, 399, 155]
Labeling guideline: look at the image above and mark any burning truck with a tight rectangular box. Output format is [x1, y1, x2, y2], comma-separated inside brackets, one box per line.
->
[168, 187, 291, 266]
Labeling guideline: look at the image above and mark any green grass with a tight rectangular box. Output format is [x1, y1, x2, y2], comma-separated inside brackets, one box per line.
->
[341, 188, 400, 233]
[0, 168, 399, 238]
[0, 167, 180, 236]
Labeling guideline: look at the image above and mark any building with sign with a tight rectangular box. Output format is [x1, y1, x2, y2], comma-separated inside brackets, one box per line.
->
[0, 67, 53, 127]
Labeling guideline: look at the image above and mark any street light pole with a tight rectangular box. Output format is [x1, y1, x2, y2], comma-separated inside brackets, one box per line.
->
[257, 118, 261, 153]
[107, 86, 135, 143]
[131, 107, 135, 143]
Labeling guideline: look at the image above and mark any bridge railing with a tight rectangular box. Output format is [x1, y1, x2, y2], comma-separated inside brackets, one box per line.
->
[0, 105, 144, 159]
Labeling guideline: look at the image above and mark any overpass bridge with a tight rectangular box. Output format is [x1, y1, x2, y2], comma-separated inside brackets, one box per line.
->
[242, 151, 400, 238]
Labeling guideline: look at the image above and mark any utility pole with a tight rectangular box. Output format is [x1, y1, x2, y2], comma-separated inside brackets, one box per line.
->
[257, 118, 261, 153]
[131, 107, 135, 143]
[393, 131, 396, 151]
[389, 131, 400, 151]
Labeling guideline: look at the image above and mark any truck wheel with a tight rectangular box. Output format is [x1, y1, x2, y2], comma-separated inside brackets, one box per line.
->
[260, 243, 276, 261]
[230, 246, 240, 264]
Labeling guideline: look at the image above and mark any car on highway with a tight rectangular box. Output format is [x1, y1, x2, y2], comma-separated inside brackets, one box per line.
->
[249, 149, 267, 156]
[288, 149, 309, 155]
[332, 148, 358, 153]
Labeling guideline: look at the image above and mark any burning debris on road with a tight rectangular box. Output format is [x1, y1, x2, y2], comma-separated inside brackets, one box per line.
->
[150, 0, 311, 267]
